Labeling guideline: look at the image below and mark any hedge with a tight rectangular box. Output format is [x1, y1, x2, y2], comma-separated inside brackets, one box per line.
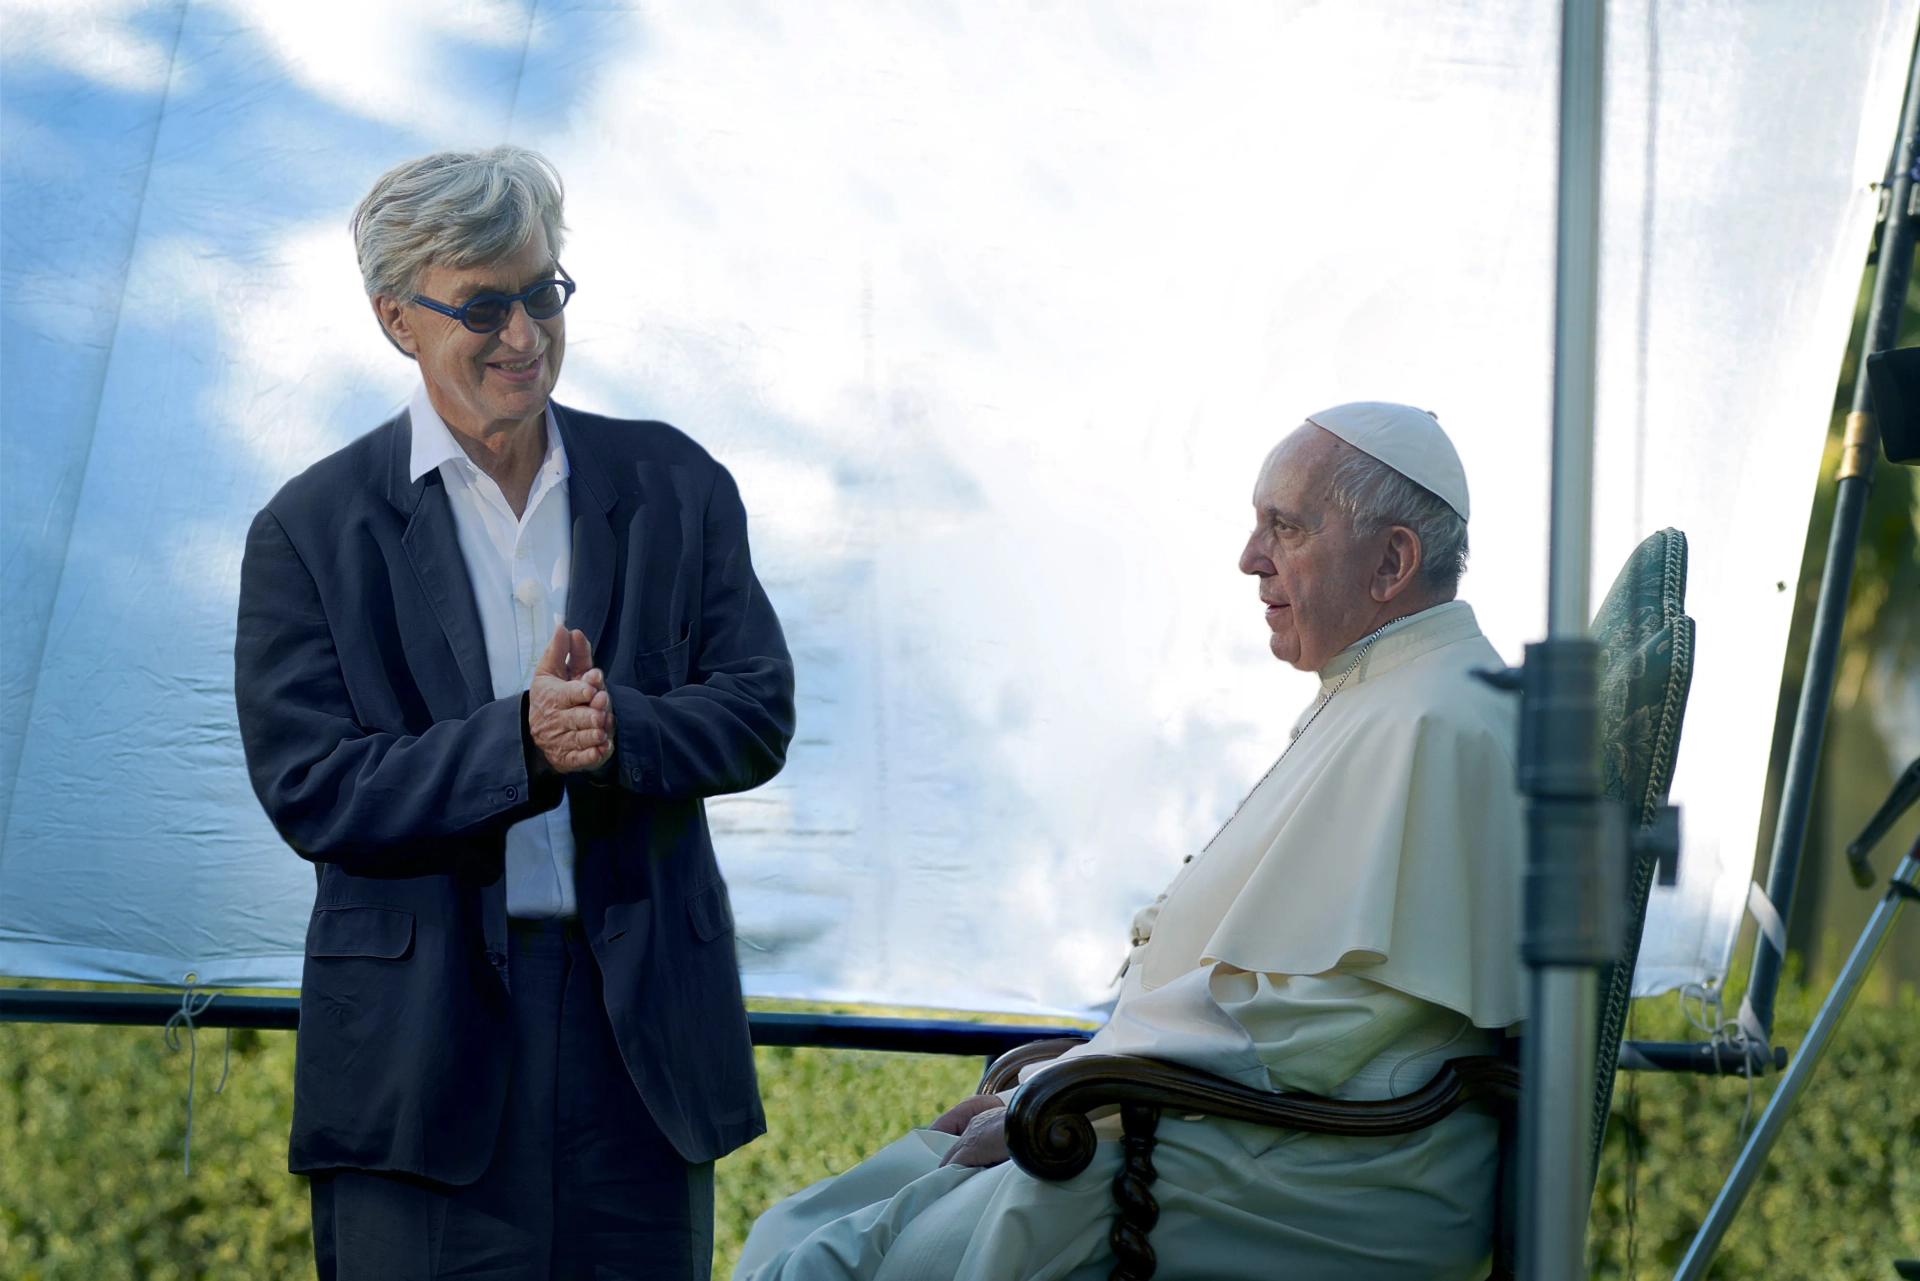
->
[0, 972, 1912, 1278]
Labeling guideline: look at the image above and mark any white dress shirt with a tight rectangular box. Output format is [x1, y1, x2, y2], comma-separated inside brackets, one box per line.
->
[408, 383, 579, 919]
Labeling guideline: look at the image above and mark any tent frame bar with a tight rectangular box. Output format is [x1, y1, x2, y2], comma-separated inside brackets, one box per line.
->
[0, 988, 1090, 1060]
[0, 989, 1770, 1074]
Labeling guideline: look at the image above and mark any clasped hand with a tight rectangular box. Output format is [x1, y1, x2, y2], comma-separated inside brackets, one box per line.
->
[930, 1093, 1009, 1168]
[529, 624, 614, 773]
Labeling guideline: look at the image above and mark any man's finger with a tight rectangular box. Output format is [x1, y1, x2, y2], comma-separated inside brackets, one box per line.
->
[547, 743, 614, 773]
[929, 1093, 1004, 1135]
[534, 624, 571, 678]
[534, 675, 597, 708]
[568, 629, 593, 680]
[938, 1107, 1009, 1168]
[544, 705, 606, 733]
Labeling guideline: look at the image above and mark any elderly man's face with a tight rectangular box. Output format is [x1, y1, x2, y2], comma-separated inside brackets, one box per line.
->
[1239, 424, 1401, 671]
[382, 223, 564, 438]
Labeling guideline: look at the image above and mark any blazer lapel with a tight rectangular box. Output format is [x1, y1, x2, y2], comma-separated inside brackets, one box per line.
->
[390, 412, 495, 712]
[555, 404, 619, 662]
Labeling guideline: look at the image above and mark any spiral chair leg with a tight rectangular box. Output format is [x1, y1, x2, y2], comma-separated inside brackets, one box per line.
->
[1108, 1103, 1161, 1281]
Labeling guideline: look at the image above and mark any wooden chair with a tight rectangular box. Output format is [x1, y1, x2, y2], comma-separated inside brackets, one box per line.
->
[999, 529, 1697, 1281]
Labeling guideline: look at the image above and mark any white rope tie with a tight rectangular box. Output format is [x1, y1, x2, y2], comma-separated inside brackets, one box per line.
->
[163, 977, 231, 1176]
[1676, 978, 1757, 1139]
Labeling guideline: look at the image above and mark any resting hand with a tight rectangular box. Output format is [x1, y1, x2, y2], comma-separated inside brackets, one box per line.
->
[938, 1104, 1010, 1168]
[930, 1092, 1004, 1135]
[529, 625, 615, 773]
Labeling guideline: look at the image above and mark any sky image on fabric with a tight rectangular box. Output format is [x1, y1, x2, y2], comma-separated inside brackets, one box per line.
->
[1, 0, 1914, 1015]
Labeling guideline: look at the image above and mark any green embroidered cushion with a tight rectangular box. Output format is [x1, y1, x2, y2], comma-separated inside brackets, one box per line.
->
[1588, 527, 1695, 1172]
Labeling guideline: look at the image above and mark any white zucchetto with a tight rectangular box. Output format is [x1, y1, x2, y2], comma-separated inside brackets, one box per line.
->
[1304, 401, 1471, 521]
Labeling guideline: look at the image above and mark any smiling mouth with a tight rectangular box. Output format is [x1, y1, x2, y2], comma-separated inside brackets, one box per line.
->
[489, 355, 543, 375]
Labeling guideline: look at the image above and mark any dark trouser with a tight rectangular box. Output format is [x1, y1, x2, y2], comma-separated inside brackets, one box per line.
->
[310, 918, 714, 1280]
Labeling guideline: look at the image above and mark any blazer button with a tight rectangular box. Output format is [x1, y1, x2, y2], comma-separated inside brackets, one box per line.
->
[504, 785, 519, 802]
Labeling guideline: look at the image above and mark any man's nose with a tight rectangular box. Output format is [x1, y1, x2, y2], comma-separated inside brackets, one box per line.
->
[498, 302, 542, 350]
[1239, 534, 1270, 577]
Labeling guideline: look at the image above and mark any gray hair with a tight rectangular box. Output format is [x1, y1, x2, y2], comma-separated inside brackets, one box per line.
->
[350, 146, 567, 299]
[1326, 442, 1469, 591]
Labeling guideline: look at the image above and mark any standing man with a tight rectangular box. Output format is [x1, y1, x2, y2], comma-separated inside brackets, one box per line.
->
[235, 146, 794, 1279]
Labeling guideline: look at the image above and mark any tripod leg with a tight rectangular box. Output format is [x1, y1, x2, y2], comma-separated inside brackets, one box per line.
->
[1673, 839, 1920, 1280]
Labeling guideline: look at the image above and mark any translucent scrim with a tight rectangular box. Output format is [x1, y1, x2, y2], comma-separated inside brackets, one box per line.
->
[1, 1, 1912, 1011]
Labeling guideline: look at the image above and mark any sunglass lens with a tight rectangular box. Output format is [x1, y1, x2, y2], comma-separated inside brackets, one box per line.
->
[525, 282, 566, 319]
[462, 300, 509, 332]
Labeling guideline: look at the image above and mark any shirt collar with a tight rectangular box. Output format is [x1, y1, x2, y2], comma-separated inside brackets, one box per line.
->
[407, 383, 567, 484]
[1316, 599, 1481, 689]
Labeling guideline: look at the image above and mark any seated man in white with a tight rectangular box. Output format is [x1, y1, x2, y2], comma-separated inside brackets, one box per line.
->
[736, 403, 1524, 1281]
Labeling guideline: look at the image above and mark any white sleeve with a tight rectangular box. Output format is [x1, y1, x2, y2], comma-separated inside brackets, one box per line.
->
[1208, 966, 1438, 1096]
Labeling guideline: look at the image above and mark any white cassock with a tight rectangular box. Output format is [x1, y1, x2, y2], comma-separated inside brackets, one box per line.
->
[736, 599, 1525, 1281]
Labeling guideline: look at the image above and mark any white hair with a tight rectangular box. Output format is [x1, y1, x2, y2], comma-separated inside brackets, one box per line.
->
[350, 145, 567, 300]
[1326, 441, 1470, 591]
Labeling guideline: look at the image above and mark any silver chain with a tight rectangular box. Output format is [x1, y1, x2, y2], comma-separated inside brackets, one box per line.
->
[1283, 618, 1396, 753]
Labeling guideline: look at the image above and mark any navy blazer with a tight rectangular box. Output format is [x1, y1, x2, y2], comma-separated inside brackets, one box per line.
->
[234, 402, 794, 1180]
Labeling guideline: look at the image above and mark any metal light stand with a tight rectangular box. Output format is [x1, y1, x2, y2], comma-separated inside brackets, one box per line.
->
[1675, 771, 1920, 1279]
[1518, 1, 1620, 1277]
[1742, 33, 1920, 1046]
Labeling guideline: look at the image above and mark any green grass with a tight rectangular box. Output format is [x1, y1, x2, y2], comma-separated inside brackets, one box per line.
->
[0, 976, 1913, 1279]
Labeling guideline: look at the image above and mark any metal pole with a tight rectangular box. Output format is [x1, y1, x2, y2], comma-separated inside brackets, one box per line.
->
[1744, 36, 1920, 1041]
[1676, 838, 1920, 1280]
[1520, 1, 1611, 1277]
[1547, 0, 1603, 644]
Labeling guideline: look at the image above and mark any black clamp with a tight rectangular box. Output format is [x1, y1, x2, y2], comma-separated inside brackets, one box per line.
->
[1633, 803, 1683, 888]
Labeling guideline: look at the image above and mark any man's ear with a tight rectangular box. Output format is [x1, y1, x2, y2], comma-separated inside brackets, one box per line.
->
[371, 294, 420, 362]
[1373, 526, 1425, 602]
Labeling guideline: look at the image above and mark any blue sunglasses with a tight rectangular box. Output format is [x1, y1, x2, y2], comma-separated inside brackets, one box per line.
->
[412, 266, 576, 334]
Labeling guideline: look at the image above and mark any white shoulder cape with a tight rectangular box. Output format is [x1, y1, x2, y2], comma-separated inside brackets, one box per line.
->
[1137, 600, 1525, 1029]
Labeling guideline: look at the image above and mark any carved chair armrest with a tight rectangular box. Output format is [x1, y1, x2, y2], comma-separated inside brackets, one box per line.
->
[979, 1037, 1093, 1095]
[1005, 1052, 1520, 1182]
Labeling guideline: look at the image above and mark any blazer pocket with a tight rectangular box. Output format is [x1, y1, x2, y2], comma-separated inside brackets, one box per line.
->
[686, 882, 735, 944]
[633, 636, 691, 694]
[601, 899, 652, 949]
[306, 906, 415, 959]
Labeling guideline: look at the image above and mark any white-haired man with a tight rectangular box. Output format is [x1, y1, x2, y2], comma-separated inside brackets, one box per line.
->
[736, 404, 1523, 1280]
[235, 146, 794, 1279]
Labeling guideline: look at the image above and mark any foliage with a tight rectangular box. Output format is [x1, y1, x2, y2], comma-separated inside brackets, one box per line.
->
[0, 1018, 308, 1280]
[1, 975, 1915, 1279]
[1587, 968, 1920, 1279]
[0, 1001, 979, 1280]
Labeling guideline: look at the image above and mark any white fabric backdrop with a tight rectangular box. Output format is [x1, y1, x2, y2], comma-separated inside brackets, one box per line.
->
[1, 0, 1912, 1013]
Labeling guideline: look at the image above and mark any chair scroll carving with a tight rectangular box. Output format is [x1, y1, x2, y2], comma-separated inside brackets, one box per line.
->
[979, 1037, 1092, 1095]
[1006, 1053, 1521, 1280]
